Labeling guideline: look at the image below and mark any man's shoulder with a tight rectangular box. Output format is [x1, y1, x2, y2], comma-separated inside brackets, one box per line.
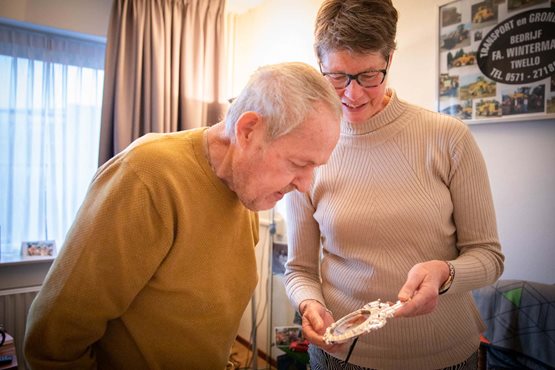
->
[122, 128, 204, 164]
[131, 128, 202, 152]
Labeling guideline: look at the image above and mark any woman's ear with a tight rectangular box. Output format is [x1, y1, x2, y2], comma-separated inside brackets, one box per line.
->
[235, 111, 262, 148]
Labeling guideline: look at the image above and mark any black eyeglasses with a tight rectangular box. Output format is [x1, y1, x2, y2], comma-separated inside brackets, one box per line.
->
[320, 58, 389, 89]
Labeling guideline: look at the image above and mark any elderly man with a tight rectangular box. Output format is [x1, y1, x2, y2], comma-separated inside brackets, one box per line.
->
[24, 62, 342, 369]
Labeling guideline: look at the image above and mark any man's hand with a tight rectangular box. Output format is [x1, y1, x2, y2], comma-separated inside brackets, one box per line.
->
[394, 260, 450, 317]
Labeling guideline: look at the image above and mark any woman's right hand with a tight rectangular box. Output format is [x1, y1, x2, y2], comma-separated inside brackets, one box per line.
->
[299, 299, 345, 353]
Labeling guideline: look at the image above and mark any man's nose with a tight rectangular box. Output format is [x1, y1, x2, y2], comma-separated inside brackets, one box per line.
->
[293, 169, 314, 193]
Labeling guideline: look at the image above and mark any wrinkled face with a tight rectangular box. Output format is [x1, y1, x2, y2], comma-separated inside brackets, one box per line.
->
[320, 50, 390, 123]
[233, 106, 340, 211]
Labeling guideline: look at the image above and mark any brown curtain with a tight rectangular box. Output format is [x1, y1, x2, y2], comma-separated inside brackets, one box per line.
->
[98, 0, 226, 166]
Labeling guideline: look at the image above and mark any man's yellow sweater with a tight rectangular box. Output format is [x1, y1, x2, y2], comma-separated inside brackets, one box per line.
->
[25, 128, 259, 369]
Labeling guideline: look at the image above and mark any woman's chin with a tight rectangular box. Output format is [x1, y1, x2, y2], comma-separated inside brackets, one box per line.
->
[344, 111, 370, 124]
[343, 105, 379, 124]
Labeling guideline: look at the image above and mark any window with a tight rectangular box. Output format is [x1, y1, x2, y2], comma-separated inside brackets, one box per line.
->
[0, 21, 105, 260]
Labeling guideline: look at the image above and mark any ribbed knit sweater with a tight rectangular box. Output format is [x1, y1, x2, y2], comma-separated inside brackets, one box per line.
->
[284, 90, 504, 369]
[24, 128, 259, 370]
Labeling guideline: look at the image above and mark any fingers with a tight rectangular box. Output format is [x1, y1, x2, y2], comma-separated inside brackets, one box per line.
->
[397, 263, 428, 302]
[301, 304, 339, 352]
[323, 341, 349, 354]
[398, 281, 419, 302]
[301, 309, 351, 354]
[395, 289, 438, 317]
[303, 311, 322, 331]
[395, 261, 447, 317]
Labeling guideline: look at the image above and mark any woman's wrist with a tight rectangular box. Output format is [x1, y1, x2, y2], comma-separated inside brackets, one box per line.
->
[299, 299, 319, 315]
[299, 299, 330, 316]
[439, 261, 455, 294]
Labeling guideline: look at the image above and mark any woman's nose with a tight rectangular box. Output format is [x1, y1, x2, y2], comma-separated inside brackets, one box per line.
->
[343, 79, 364, 100]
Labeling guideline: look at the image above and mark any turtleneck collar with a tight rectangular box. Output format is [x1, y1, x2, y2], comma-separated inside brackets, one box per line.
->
[341, 89, 408, 136]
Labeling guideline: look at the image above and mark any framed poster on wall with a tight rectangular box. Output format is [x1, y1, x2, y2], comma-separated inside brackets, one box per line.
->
[438, 0, 555, 124]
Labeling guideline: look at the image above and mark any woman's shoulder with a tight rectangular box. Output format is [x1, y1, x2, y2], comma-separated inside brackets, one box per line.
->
[391, 98, 472, 153]
[391, 91, 468, 134]
[410, 104, 470, 136]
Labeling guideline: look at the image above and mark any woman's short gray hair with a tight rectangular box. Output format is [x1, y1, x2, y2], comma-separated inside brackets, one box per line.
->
[224, 62, 341, 141]
[314, 0, 398, 60]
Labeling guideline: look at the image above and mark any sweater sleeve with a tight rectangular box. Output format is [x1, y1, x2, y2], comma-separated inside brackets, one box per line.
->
[446, 126, 504, 294]
[283, 189, 327, 312]
[24, 158, 174, 369]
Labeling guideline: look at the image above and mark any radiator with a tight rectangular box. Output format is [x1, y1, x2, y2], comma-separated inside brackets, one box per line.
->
[0, 286, 40, 370]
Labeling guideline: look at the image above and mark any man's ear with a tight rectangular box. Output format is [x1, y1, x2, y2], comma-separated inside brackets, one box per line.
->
[235, 111, 262, 148]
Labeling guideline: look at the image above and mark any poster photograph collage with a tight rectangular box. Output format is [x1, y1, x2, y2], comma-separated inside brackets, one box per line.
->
[438, 0, 555, 123]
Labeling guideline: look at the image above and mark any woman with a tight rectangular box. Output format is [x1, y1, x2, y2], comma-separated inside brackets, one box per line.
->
[283, 1, 504, 369]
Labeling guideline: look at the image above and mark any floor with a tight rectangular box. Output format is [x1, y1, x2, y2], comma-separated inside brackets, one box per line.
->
[230, 339, 275, 370]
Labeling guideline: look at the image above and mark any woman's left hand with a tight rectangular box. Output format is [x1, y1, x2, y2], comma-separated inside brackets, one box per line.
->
[393, 260, 450, 317]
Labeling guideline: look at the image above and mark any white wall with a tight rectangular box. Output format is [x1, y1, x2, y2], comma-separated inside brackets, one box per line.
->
[228, 0, 322, 97]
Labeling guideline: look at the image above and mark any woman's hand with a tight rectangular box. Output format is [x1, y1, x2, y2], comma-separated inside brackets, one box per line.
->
[299, 299, 344, 353]
[394, 260, 451, 317]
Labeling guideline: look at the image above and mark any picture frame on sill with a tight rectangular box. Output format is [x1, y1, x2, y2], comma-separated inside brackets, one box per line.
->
[437, 0, 555, 124]
[20, 240, 56, 257]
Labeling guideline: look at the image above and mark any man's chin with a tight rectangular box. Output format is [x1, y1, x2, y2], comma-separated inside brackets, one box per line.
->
[247, 200, 277, 212]
[238, 197, 268, 212]
[243, 191, 287, 211]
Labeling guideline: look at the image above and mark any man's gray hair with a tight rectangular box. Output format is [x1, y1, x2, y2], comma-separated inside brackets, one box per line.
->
[225, 62, 341, 141]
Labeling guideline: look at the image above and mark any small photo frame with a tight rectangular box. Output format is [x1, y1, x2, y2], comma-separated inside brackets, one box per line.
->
[274, 325, 303, 347]
[272, 242, 288, 275]
[21, 240, 56, 257]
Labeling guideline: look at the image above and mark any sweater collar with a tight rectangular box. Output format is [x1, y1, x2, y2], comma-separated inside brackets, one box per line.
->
[341, 89, 407, 135]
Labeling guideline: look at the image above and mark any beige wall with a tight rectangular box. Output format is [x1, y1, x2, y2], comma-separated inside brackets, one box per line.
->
[0, 0, 112, 37]
[388, 0, 444, 109]
[228, 0, 322, 97]
[228, 0, 446, 107]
